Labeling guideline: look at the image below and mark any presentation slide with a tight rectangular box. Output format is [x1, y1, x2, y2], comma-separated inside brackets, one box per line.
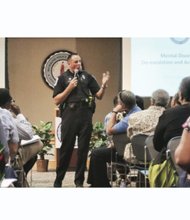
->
[130, 38, 190, 97]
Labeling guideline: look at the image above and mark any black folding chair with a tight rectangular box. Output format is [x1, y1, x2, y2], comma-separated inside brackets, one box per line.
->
[167, 136, 187, 187]
[110, 133, 130, 186]
[130, 134, 152, 187]
[145, 135, 159, 160]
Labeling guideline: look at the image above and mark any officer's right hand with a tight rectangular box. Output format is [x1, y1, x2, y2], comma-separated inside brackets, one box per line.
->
[69, 77, 78, 89]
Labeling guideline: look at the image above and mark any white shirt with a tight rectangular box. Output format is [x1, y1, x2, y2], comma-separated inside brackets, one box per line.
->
[13, 113, 34, 140]
[0, 107, 19, 144]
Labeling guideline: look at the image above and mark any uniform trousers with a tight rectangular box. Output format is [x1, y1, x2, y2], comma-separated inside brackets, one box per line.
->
[55, 105, 93, 186]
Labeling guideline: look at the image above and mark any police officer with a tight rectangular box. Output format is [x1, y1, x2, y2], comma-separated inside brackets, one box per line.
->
[53, 53, 110, 187]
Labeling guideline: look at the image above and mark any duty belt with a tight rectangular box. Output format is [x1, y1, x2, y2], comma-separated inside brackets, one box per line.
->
[66, 101, 89, 109]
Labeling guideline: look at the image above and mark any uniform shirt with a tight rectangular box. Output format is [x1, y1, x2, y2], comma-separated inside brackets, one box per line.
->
[127, 106, 165, 139]
[113, 105, 141, 134]
[53, 70, 100, 103]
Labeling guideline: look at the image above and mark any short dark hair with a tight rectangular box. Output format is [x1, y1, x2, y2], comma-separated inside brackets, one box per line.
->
[0, 88, 12, 106]
[179, 76, 190, 101]
[172, 93, 181, 106]
[135, 95, 144, 110]
[67, 53, 79, 61]
[113, 96, 119, 107]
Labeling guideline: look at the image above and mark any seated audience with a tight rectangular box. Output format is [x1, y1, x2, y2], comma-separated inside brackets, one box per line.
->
[135, 95, 144, 110]
[0, 88, 43, 179]
[124, 89, 170, 161]
[175, 116, 190, 171]
[170, 92, 181, 108]
[103, 95, 127, 182]
[127, 89, 170, 139]
[87, 90, 141, 187]
[104, 95, 121, 128]
[0, 106, 19, 161]
[0, 106, 19, 184]
[153, 76, 190, 152]
[0, 117, 9, 179]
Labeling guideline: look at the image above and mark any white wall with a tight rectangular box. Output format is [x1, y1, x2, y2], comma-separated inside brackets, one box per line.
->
[122, 38, 131, 91]
[0, 38, 5, 87]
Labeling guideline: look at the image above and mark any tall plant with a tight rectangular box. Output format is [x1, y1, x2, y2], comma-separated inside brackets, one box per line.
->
[32, 121, 54, 160]
[89, 122, 109, 152]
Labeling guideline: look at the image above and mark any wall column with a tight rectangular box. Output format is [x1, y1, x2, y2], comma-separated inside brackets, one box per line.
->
[0, 38, 5, 87]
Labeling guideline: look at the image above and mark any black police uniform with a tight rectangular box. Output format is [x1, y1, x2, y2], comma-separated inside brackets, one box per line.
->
[53, 69, 100, 186]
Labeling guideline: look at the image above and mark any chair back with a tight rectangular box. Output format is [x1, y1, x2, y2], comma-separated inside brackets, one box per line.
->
[131, 134, 152, 163]
[145, 135, 159, 160]
[167, 136, 184, 176]
[112, 133, 130, 157]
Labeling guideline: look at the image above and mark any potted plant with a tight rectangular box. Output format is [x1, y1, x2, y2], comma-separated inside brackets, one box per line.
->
[32, 121, 54, 172]
[86, 122, 109, 169]
[89, 121, 109, 152]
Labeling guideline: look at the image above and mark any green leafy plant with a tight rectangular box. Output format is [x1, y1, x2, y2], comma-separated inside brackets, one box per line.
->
[89, 122, 109, 152]
[32, 121, 54, 160]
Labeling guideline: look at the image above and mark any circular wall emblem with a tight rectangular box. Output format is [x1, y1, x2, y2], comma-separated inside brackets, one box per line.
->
[42, 50, 72, 89]
[170, 38, 189, 44]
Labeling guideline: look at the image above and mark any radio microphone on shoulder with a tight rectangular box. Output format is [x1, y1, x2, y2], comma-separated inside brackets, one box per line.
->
[74, 69, 80, 78]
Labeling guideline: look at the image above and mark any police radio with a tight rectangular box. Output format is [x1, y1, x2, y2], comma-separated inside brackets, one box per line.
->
[74, 69, 79, 79]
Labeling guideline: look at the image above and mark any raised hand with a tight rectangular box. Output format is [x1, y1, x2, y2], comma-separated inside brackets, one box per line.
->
[102, 71, 110, 86]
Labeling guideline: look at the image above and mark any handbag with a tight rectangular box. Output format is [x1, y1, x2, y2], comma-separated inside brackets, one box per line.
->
[148, 148, 179, 187]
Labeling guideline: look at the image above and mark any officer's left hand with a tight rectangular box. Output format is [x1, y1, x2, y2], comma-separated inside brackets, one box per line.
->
[102, 71, 110, 86]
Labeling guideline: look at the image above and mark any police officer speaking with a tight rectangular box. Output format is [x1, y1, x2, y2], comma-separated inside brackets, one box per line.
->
[53, 53, 110, 187]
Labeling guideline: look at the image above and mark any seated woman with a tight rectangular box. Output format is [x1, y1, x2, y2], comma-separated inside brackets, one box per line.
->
[153, 77, 190, 152]
[175, 116, 190, 171]
[171, 92, 181, 108]
[87, 90, 141, 187]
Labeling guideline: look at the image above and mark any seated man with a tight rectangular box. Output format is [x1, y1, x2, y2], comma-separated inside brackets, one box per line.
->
[0, 106, 19, 162]
[87, 90, 141, 187]
[124, 89, 170, 161]
[0, 88, 43, 180]
[0, 110, 19, 186]
[0, 117, 10, 179]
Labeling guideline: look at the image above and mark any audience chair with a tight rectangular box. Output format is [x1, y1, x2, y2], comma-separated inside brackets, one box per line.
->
[130, 134, 152, 187]
[167, 136, 187, 186]
[112, 133, 131, 157]
[110, 133, 131, 186]
[145, 135, 159, 160]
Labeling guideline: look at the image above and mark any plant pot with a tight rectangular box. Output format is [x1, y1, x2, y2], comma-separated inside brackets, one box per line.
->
[36, 159, 49, 172]
[86, 155, 91, 171]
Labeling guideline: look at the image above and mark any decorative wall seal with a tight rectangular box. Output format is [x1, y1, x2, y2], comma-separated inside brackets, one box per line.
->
[42, 50, 72, 89]
[170, 38, 189, 44]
